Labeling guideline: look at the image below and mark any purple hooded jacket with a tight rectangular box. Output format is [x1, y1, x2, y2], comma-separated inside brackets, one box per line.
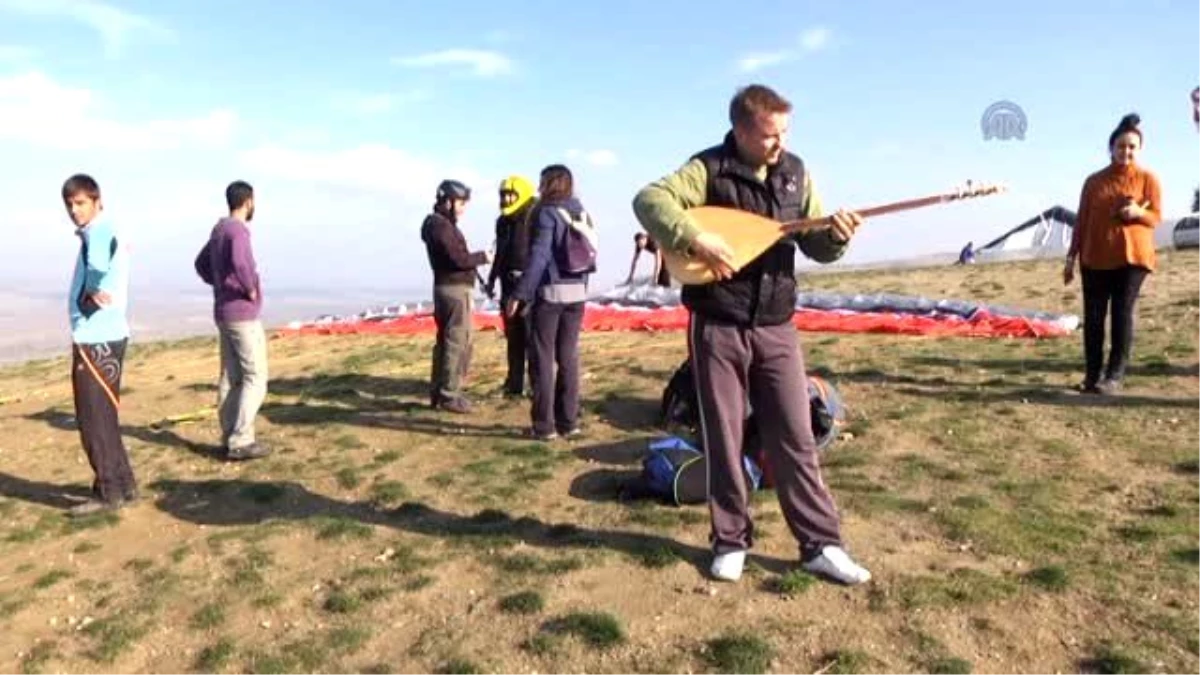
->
[194, 217, 263, 323]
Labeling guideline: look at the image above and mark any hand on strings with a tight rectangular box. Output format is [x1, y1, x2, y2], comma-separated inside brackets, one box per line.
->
[688, 232, 736, 281]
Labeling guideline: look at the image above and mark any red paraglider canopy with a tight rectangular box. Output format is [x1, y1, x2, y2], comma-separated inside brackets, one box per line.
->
[275, 302, 1074, 340]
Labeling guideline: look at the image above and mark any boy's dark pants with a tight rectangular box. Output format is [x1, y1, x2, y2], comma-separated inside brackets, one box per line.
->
[72, 339, 136, 502]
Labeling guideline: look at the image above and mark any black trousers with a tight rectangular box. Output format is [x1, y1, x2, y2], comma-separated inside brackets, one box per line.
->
[500, 280, 530, 395]
[1080, 265, 1149, 384]
[528, 300, 585, 435]
[72, 340, 137, 502]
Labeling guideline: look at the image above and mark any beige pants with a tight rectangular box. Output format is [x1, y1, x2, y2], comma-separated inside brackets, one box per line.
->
[217, 320, 269, 450]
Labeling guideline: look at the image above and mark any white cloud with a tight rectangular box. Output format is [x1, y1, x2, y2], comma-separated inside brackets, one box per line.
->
[565, 148, 619, 167]
[737, 50, 793, 73]
[334, 89, 431, 115]
[237, 143, 484, 204]
[0, 71, 236, 151]
[734, 26, 833, 72]
[391, 49, 514, 78]
[0, 0, 175, 58]
[587, 150, 619, 167]
[800, 26, 831, 52]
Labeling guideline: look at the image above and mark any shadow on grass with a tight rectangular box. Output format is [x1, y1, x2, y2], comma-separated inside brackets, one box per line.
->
[906, 355, 1199, 379]
[572, 438, 650, 466]
[587, 395, 663, 433]
[894, 385, 1200, 409]
[261, 373, 525, 438]
[268, 374, 430, 404]
[569, 437, 679, 503]
[808, 366, 982, 389]
[259, 402, 519, 439]
[568, 468, 643, 504]
[617, 362, 677, 383]
[145, 477, 782, 578]
[24, 409, 226, 461]
[0, 471, 92, 509]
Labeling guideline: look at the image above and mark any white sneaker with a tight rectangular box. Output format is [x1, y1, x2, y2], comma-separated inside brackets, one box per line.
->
[802, 545, 872, 585]
[710, 550, 746, 582]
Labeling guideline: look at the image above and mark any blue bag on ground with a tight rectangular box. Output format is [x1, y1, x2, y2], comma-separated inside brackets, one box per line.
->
[636, 436, 762, 506]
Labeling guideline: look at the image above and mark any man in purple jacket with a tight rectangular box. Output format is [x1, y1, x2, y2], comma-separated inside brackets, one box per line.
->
[194, 181, 271, 461]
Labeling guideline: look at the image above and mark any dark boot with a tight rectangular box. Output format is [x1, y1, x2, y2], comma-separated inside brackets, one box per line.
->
[67, 494, 133, 518]
[437, 397, 472, 414]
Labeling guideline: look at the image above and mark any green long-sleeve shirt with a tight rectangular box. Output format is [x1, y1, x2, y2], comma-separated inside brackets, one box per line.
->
[631, 156, 848, 264]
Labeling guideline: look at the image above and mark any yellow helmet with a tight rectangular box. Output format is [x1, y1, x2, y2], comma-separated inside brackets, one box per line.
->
[499, 175, 535, 216]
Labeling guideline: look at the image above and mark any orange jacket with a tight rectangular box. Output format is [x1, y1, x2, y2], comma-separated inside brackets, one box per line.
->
[1069, 163, 1163, 272]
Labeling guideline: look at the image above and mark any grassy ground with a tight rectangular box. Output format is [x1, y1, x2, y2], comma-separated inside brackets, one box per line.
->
[0, 250, 1196, 674]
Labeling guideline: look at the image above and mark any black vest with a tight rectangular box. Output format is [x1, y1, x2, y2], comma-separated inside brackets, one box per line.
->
[681, 132, 807, 326]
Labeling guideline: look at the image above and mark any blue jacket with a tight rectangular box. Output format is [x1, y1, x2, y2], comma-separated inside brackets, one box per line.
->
[67, 217, 130, 344]
[514, 197, 590, 303]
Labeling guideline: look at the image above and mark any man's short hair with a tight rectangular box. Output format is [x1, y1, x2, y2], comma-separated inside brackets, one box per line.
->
[226, 180, 254, 211]
[729, 84, 793, 128]
[62, 174, 101, 201]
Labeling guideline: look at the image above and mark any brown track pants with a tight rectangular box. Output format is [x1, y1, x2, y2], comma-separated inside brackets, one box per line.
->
[688, 312, 843, 559]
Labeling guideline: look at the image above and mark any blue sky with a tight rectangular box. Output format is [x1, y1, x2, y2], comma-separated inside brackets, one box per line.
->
[0, 0, 1196, 300]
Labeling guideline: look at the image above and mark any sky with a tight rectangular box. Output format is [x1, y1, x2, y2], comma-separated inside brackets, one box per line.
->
[0, 0, 1196, 302]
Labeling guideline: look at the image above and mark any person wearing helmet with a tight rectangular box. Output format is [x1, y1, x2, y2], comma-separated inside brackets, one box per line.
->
[485, 175, 538, 397]
[421, 179, 492, 413]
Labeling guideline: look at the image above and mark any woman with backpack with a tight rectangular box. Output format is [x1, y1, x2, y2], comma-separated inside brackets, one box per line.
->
[507, 164, 598, 441]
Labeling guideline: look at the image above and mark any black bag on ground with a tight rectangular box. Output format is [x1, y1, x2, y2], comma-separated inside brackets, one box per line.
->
[658, 359, 845, 453]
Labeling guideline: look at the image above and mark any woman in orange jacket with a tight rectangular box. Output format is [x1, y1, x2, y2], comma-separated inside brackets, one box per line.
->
[1063, 113, 1163, 394]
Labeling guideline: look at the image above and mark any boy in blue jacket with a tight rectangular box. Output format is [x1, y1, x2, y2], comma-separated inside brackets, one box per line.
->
[61, 174, 137, 517]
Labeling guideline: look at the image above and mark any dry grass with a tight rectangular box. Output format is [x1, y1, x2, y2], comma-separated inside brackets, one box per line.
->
[0, 250, 1195, 673]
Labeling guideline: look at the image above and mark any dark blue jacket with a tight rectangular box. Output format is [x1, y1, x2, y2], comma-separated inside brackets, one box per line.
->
[514, 197, 590, 302]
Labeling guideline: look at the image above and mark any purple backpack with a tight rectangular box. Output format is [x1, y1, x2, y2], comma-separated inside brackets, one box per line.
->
[554, 207, 598, 275]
